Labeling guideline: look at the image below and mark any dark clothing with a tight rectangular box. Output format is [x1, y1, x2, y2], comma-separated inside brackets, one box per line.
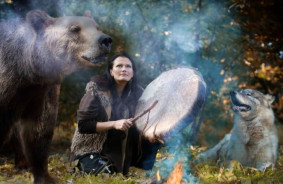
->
[71, 81, 158, 175]
[77, 92, 108, 134]
[134, 138, 161, 170]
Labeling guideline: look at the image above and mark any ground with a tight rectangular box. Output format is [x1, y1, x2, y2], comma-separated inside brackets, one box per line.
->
[0, 123, 282, 184]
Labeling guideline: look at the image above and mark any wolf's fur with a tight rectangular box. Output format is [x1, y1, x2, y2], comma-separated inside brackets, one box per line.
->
[197, 89, 278, 171]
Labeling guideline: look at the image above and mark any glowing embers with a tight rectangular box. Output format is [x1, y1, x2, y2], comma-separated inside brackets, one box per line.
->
[156, 170, 161, 182]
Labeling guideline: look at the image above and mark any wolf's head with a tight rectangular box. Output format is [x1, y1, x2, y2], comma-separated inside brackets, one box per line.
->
[230, 89, 275, 121]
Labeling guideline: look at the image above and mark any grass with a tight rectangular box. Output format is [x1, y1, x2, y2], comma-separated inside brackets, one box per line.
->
[1, 146, 282, 184]
[0, 124, 282, 184]
[191, 146, 283, 184]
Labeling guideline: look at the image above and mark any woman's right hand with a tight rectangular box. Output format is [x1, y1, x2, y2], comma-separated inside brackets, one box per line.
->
[113, 119, 133, 131]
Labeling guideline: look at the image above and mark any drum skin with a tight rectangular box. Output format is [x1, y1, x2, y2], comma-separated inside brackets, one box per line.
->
[134, 67, 206, 143]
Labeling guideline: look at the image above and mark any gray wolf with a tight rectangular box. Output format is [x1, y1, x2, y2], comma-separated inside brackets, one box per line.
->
[197, 89, 278, 171]
[0, 10, 111, 183]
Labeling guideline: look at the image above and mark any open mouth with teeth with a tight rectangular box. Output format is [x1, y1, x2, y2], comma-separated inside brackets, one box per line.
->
[231, 96, 251, 112]
[82, 54, 107, 64]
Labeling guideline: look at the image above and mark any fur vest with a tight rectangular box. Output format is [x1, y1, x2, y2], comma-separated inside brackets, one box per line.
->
[71, 81, 130, 157]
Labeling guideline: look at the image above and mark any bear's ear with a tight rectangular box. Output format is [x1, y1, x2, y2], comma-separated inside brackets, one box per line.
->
[26, 10, 54, 33]
[83, 10, 92, 18]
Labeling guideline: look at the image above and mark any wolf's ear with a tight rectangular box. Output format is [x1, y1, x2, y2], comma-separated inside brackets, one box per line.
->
[26, 10, 54, 33]
[265, 94, 275, 106]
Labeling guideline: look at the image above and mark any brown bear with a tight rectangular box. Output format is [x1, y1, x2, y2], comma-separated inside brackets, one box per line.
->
[0, 10, 112, 183]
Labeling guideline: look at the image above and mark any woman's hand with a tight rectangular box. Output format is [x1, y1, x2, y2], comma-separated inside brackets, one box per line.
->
[113, 119, 133, 131]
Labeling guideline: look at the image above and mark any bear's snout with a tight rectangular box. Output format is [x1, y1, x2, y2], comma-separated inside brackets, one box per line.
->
[98, 35, 112, 52]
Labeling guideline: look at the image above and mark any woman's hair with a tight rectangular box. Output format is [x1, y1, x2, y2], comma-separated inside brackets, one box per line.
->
[91, 53, 142, 116]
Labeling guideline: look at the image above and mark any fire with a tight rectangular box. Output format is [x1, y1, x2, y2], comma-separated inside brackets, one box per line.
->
[165, 162, 183, 184]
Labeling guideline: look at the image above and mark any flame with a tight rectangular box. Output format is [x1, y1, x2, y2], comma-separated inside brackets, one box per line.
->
[156, 169, 161, 181]
[165, 162, 183, 184]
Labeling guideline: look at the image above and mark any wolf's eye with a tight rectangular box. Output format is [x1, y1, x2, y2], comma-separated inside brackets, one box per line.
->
[246, 93, 252, 96]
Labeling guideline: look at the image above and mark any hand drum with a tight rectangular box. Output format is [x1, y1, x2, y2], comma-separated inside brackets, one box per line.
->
[134, 67, 206, 143]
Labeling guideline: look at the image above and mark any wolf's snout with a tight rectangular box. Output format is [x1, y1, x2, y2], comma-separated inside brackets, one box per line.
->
[98, 35, 112, 52]
[230, 90, 237, 96]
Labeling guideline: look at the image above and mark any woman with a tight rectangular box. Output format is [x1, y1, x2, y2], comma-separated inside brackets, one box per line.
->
[71, 53, 159, 175]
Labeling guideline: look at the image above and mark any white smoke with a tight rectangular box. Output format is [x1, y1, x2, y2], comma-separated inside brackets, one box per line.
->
[165, 4, 223, 53]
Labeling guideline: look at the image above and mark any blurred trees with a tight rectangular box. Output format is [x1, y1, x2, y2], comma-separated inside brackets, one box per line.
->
[0, 0, 282, 146]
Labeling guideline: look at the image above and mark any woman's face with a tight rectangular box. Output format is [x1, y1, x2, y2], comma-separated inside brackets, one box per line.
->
[110, 56, 134, 84]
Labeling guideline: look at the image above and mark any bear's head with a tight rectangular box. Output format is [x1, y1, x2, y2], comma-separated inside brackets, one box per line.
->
[26, 10, 112, 75]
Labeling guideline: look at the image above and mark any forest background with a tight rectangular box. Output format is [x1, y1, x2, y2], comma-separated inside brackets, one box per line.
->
[0, 0, 282, 183]
[1, 0, 282, 159]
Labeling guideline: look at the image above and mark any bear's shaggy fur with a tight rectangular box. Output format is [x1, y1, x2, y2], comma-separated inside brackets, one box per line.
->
[0, 10, 112, 183]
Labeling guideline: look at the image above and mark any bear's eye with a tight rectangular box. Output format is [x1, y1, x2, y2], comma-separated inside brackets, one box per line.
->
[70, 25, 81, 33]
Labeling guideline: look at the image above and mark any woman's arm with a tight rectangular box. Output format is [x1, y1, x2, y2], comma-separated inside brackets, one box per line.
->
[77, 89, 133, 133]
[78, 118, 133, 133]
[77, 80, 137, 134]
[77, 89, 105, 134]
[96, 119, 133, 132]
